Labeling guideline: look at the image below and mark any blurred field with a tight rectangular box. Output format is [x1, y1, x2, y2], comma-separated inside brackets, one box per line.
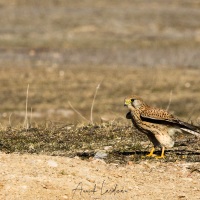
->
[1, 0, 200, 67]
[0, 66, 199, 126]
[0, 0, 200, 162]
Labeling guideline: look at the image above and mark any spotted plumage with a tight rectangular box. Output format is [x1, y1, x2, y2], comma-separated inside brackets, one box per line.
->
[124, 95, 200, 158]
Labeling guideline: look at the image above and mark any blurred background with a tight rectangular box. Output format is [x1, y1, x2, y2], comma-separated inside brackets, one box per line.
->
[0, 0, 200, 126]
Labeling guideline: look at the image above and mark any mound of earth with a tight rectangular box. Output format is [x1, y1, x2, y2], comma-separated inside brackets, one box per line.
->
[0, 153, 200, 200]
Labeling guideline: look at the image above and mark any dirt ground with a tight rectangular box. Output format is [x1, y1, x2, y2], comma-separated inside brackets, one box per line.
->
[0, 152, 200, 200]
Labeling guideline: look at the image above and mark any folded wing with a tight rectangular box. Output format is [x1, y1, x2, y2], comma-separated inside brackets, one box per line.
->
[140, 108, 200, 137]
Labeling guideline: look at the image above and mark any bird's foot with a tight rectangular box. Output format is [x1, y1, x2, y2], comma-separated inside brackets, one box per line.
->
[155, 155, 165, 159]
[155, 147, 165, 159]
[144, 147, 156, 158]
[146, 153, 157, 157]
[141, 153, 156, 158]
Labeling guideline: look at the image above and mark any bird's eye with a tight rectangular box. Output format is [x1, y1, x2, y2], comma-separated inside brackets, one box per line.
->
[131, 99, 135, 102]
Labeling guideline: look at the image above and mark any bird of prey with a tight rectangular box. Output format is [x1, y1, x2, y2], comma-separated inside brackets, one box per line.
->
[124, 95, 200, 158]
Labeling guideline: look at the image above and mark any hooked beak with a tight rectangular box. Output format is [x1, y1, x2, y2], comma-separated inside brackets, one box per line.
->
[124, 99, 132, 107]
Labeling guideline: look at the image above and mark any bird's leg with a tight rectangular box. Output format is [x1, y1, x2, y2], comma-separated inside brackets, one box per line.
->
[146, 147, 156, 157]
[155, 147, 165, 159]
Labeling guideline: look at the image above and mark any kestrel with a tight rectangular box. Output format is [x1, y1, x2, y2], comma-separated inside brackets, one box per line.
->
[124, 95, 200, 158]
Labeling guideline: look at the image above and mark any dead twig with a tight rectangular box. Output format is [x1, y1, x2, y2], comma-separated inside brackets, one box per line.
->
[68, 101, 90, 123]
[90, 82, 101, 124]
[68, 81, 102, 124]
[166, 90, 173, 111]
[23, 84, 29, 130]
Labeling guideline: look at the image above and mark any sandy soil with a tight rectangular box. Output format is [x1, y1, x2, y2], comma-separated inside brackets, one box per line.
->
[0, 153, 200, 200]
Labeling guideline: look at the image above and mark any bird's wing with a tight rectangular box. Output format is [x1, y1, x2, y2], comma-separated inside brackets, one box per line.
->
[140, 108, 177, 123]
[141, 108, 200, 133]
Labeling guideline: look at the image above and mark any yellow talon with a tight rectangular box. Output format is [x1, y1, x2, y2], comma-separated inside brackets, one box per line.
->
[146, 147, 157, 157]
[155, 147, 165, 159]
[146, 147, 165, 159]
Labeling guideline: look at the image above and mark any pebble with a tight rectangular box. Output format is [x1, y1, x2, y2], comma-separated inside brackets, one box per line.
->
[47, 160, 58, 168]
[103, 146, 113, 151]
[94, 151, 108, 159]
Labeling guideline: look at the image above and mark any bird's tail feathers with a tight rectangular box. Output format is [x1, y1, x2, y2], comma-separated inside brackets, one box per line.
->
[178, 120, 199, 131]
[180, 128, 200, 138]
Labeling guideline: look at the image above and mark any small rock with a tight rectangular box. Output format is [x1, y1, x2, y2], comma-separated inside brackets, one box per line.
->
[47, 160, 58, 168]
[103, 146, 113, 151]
[94, 151, 108, 159]
[62, 195, 68, 199]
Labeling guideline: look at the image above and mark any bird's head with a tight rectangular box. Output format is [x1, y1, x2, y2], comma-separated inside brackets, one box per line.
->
[124, 95, 145, 109]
